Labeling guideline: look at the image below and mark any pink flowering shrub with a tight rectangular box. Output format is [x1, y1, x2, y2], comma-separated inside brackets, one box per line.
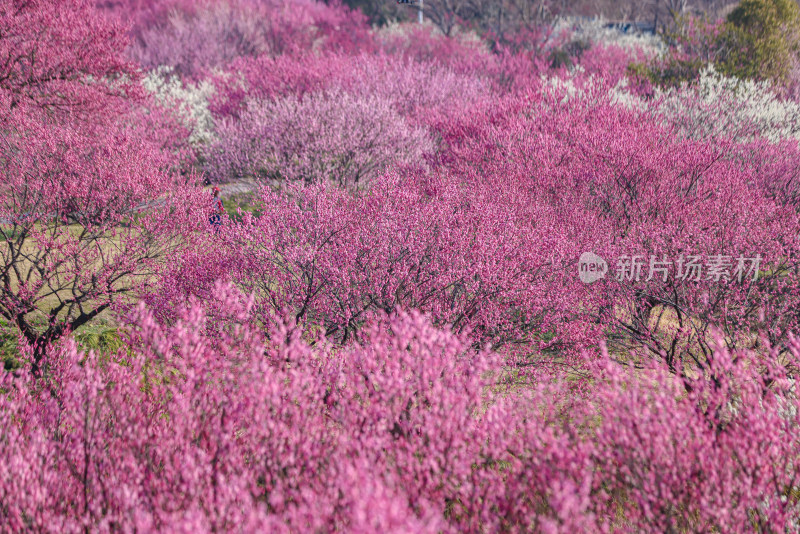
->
[374, 23, 493, 76]
[150, 171, 598, 356]
[128, 1, 273, 78]
[205, 52, 352, 117]
[743, 139, 800, 211]
[560, 100, 800, 366]
[205, 89, 433, 187]
[209, 51, 491, 124]
[124, 0, 370, 78]
[578, 43, 653, 85]
[339, 55, 491, 123]
[95, 0, 200, 33]
[0, 0, 201, 372]
[434, 85, 800, 365]
[190, 79, 800, 363]
[0, 286, 500, 531]
[588, 334, 800, 532]
[1, 0, 133, 117]
[7, 1, 800, 529]
[3, 284, 800, 531]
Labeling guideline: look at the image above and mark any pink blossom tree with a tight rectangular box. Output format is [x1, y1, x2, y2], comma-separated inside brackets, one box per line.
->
[207, 51, 490, 123]
[435, 84, 800, 374]
[0, 287, 495, 530]
[151, 171, 599, 357]
[205, 89, 433, 188]
[119, 0, 371, 79]
[0, 0, 200, 373]
[3, 284, 800, 531]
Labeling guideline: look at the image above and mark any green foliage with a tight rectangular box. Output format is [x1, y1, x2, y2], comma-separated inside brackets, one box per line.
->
[0, 321, 124, 371]
[547, 38, 592, 69]
[718, 0, 800, 83]
[221, 192, 262, 222]
[633, 0, 800, 89]
[73, 325, 125, 356]
[628, 55, 705, 91]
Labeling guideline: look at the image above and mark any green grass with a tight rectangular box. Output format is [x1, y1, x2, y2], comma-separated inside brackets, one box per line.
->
[0, 320, 22, 371]
[221, 192, 261, 222]
[0, 318, 125, 371]
[73, 324, 126, 355]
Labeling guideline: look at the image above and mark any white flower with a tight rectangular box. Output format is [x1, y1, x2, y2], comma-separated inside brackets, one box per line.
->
[654, 65, 800, 144]
[538, 68, 645, 111]
[142, 66, 217, 145]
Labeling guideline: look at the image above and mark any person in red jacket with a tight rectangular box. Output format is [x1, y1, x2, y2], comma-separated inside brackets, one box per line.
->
[209, 186, 224, 232]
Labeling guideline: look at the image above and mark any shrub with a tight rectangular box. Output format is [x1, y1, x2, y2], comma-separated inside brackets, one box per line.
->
[0, 0, 201, 374]
[436, 86, 800, 368]
[150, 170, 597, 355]
[0, 288, 504, 531]
[633, 0, 800, 91]
[207, 51, 491, 129]
[205, 89, 433, 188]
[653, 64, 800, 144]
[143, 66, 217, 145]
[126, 0, 372, 78]
[718, 0, 800, 85]
[3, 285, 800, 531]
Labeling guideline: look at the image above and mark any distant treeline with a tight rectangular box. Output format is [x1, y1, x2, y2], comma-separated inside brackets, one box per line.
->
[341, 0, 742, 35]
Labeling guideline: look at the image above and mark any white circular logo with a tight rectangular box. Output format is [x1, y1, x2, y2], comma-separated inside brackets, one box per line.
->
[578, 252, 608, 284]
